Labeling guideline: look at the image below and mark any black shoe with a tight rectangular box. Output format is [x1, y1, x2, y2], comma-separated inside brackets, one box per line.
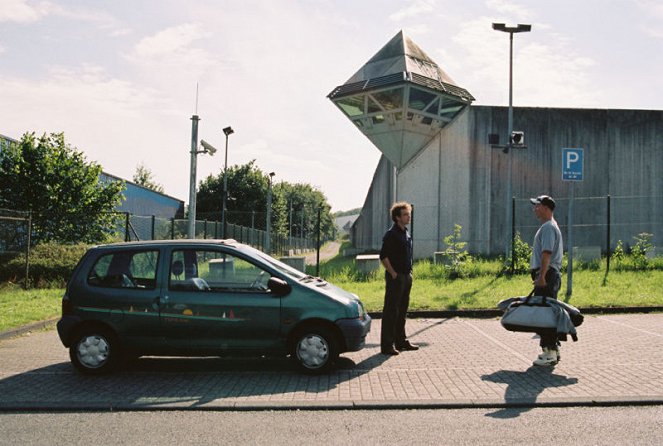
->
[396, 341, 419, 351]
[381, 348, 399, 356]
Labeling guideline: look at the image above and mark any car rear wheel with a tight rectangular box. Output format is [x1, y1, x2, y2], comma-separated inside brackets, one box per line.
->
[291, 326, 339, 374]
[69, 327, 119, 375]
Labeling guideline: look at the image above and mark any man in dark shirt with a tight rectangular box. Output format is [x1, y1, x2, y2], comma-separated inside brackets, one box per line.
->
[379, 202, 418, 355]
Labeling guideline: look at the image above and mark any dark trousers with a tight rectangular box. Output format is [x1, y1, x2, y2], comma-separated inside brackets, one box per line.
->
[381, 272, 412, 350]
[531, 268, 562, 348]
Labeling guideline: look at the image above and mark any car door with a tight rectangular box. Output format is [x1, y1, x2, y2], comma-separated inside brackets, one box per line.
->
[160, 247, 282, 351]
[84, 248, 162, 348]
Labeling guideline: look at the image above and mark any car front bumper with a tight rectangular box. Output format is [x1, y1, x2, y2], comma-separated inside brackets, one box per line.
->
[336, 314, 372, 352]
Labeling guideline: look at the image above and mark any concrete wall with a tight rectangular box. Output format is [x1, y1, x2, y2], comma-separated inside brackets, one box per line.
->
[351, 155, 393, 251]
[351, 106, 663, 258]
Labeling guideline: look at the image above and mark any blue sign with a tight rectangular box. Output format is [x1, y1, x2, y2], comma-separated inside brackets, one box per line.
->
[562, 148, 584, 181]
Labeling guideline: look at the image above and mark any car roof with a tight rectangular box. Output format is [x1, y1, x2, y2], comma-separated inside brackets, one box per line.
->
[89, 239, 242, 250]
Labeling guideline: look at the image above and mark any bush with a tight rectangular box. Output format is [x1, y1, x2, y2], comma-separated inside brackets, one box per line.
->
[508, 232, 532, 274]
[632, 232, 653, 270]
[0, 242, 90, 287]
[442, 224, 473, 279]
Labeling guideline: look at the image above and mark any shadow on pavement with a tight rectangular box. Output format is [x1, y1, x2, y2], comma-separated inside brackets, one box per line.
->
[481, 366, 578, 418]
[0, 349, 392, 409]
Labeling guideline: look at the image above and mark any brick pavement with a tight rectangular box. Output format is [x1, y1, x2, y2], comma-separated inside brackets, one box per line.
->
[1, 314, 662, 411]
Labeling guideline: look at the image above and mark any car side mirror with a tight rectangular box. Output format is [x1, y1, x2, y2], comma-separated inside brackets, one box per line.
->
[268, 277, 291, 296]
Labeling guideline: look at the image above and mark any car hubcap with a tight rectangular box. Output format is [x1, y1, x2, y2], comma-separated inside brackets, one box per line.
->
[297, 334, 329, 369]
[77, 335, 110, 368]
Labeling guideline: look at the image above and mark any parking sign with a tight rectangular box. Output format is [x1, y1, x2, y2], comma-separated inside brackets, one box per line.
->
[562, 148, 584, 181]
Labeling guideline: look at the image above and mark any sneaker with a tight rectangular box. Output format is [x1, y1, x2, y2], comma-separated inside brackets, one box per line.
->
[537, 348, 561, 362]
[533, 348, 558, 366]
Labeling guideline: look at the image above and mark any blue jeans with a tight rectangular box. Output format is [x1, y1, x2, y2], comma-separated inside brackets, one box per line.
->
[531, 268, 562, 348]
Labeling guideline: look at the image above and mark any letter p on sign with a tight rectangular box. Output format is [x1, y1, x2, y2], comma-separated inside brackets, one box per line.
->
[562, 148, 584, 181]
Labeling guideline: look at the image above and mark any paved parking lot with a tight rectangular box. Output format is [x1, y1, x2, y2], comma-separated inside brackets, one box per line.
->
[1, 314, 662, 410]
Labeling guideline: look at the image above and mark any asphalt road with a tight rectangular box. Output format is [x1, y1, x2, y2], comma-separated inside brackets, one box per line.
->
[1, 406, 662, 445]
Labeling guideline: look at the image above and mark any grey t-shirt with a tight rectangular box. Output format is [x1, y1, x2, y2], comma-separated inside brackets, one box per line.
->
[530, 218, 563, 271]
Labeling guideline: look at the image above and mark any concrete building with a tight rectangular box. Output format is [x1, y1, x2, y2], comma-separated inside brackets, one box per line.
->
[329, 32, 663, 258]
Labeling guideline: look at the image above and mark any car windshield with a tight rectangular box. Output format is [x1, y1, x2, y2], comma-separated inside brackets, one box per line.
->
[240, 245, 308, 280]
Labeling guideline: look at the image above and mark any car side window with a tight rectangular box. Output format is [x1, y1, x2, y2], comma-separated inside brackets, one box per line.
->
[169, 249, 270, 292]
[88, 250, 159, 289]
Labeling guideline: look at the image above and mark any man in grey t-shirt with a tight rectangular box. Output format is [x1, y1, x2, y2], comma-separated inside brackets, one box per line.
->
[529, 195, 563, 366]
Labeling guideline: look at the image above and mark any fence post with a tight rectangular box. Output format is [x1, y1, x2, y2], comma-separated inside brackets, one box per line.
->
[24, 212, 32, 290]
[125, 212, 130, 242]
[606, 194, 611, 274]
[151, 215, 156, 240]
[316, 207, 321, 276]
[171, 218, 175, 239]
[204, 220, 208, 239]
[511, 196, 516, 275]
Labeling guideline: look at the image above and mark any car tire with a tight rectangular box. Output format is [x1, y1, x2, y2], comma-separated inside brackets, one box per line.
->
[291, 326, 339, 374]
[69, 326, 120, 375]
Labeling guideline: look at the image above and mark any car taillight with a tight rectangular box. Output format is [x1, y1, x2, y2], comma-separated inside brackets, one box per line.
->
[61, 295, 73, 315]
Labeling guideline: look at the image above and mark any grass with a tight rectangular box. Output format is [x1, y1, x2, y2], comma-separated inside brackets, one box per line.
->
[1, 249, 662, 333]
[0, 283, 62, 332]
[332, 269, 663, 312]
[310, 250, 663, 312]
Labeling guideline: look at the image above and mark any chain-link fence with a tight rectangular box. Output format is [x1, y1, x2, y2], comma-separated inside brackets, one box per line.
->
[0, 208, 31, 288]
[109, 213, 317, 257]
[404, 195, 662, 259]
[513, 195, 662, 254]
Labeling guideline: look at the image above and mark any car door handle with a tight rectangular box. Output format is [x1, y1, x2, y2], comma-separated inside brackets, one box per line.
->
[153, 295, 168, 310]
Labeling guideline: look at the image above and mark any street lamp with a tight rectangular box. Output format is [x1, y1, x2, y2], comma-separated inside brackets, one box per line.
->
[221, 126, 234, 239]
[492, 22, 531, 260]
[265, 172, 275, 253]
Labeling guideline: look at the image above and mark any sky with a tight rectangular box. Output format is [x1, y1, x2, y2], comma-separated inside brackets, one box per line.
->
[1, 0, 662, 212]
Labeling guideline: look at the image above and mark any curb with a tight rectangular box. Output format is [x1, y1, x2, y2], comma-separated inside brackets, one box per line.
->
[2, 307, 663, 339]
[0, 318, 58, 341]
[3, 397, 663, 413]
[368, 306, 663, 319]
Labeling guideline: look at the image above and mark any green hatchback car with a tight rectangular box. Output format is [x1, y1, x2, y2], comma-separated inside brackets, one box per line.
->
[57, 239, 371, 374]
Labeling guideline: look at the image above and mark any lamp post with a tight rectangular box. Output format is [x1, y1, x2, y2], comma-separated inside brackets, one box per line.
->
[265, 171, 275, 253]
[492, 22, 531, 259]
[221, 126, 234, 239]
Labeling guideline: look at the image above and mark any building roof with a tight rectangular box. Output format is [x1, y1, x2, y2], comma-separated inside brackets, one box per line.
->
[329, 30, 474, 103]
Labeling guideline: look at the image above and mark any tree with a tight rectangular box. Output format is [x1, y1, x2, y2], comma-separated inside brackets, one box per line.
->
[197, 160, 271, 229]
[0, 132, 125, 244]
[133, 162, 164, 193]
[196, 160, 335, 241]
[277, 182, 335, 241]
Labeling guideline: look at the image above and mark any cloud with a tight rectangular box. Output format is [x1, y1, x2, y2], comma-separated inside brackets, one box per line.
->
[131, 23, 208, 59]
[486, 0, 533, 20]
[634, 0, 663, 39]
[448, 17, 600, 107]
[0, 0, 52, 23]
[389, 0, 436, 21]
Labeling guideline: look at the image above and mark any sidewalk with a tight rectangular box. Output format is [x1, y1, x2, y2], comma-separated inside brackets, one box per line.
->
[1, 314, 662, 411]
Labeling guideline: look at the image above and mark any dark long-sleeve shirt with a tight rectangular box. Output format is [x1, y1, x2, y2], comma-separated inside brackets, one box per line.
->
[379, 224, 413, 274]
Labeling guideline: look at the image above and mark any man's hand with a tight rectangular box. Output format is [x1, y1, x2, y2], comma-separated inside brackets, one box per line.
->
[381, 257, 399, 280]
[534, 274, 547, 287]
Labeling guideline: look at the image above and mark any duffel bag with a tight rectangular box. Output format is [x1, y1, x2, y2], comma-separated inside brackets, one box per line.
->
[501, 295, 557, 333]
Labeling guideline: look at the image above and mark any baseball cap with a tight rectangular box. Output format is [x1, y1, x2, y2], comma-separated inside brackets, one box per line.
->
[530, 195, 556, 210]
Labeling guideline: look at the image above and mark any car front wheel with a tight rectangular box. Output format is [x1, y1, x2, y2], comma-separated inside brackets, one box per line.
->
[69, 327, 119, 375]
[291, 326, 339, 374]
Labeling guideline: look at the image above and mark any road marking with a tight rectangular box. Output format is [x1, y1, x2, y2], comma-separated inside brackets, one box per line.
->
[460, 319, 532, 365]
[597, 316, 663, 338]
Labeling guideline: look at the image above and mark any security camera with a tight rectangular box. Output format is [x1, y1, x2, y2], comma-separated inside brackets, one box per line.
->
[510, 131, 525, 146]
[200, 139, 217, 155]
